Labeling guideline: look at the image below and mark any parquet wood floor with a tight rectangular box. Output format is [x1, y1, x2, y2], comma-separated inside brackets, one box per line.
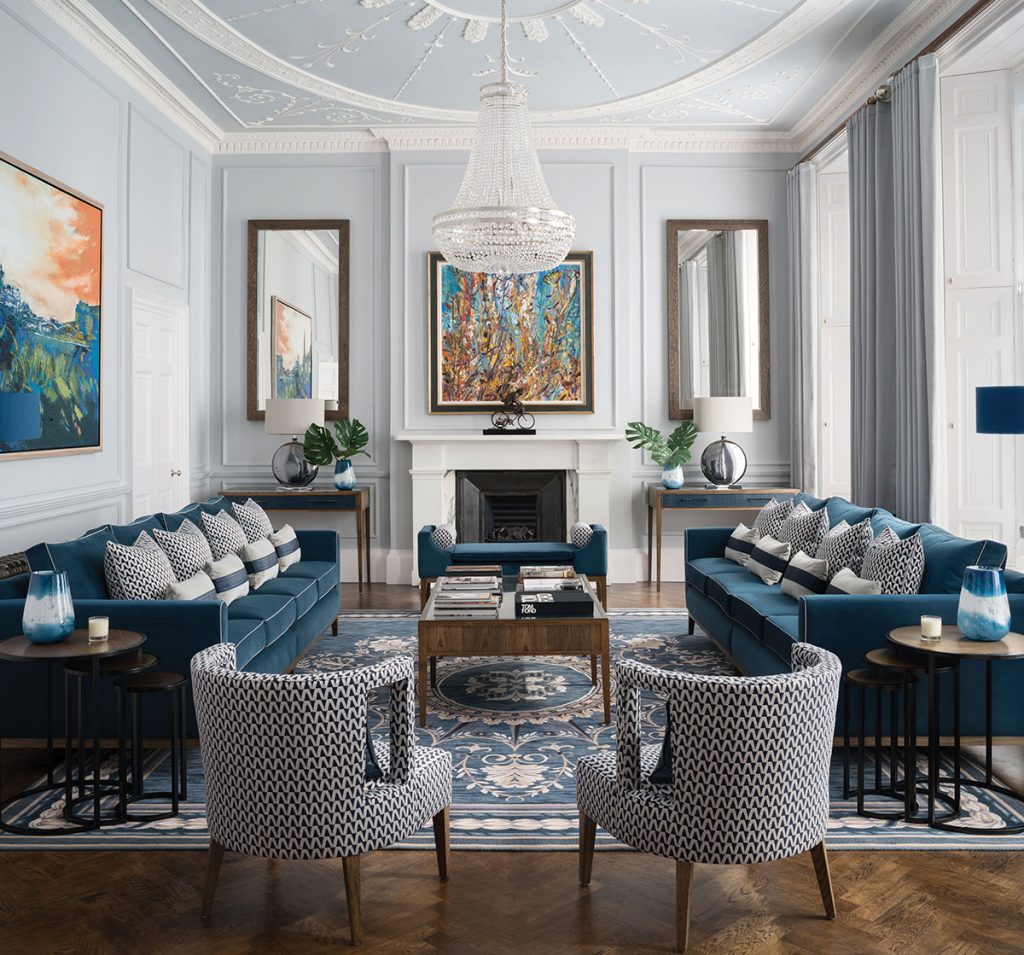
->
[1, 583, 1022, 955]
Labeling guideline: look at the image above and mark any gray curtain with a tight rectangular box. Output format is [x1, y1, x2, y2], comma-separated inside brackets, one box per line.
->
[706, 232, 743, 395]
[787, 162, 819, 495]
[678, 263, 694, 402]
[849, 100, 898, 513]
[892, 55, 942, 523]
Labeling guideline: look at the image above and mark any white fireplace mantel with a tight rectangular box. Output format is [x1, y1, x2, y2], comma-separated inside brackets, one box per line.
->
[394, 431, 621, 580]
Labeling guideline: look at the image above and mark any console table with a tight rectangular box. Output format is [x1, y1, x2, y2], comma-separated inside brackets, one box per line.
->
[221, 486, 371, 590]
[647, 484, 800, 590]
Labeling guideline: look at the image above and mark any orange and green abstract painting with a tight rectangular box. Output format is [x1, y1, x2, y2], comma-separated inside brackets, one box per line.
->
[428, 252, 593, 413]
[0, 154, 102, 456]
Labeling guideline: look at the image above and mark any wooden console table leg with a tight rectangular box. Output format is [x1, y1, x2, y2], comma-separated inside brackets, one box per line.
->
[656, 501, 663, 593]
[363, 506, 371, 586]
[355, 506, 365, 592]
[647, 503, 653, 583]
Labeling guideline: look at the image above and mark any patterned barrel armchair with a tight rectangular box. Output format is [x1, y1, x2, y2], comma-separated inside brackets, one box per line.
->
[576, 643, 841, 952]
[191, 644, 452, 945]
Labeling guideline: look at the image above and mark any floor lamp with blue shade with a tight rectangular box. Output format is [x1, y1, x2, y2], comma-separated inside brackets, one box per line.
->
[0, 392, 42, 453]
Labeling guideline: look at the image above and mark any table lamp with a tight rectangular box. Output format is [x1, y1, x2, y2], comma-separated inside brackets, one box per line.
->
[265, 398, 325, 488]
[0, 391, 42, 452]
[694, 396, 753, 488]
[976, 386, 1024, 436]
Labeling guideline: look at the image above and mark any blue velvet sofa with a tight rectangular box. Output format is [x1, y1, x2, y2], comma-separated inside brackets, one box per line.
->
[0, 496, 340, 738]
[684, 493, 1024, 737]
[417, 523, 609, 607]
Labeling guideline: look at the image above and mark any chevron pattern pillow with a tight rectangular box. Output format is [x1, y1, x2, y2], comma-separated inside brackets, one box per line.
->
[777, 504, 829, 557]
[815, 517, 874, 577]
[780, 551, 829, 599]
[104, 540, 177, 601]
[165, 570, 217, 601]
[746, 535, 792, 585]
[239, 537, 280, 590]
[205, 553, 249, 605]
[268, 524, 301, 570]
[724, 522, 760, 566]
[232, 499, 274, 544]
[752, 498, 793, 539]
[201, 511, 249, 561]
[861, 528, 925, 595]
[154, 525, 213, 581]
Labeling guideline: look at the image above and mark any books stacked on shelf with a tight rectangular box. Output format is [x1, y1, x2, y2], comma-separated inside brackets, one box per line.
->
[515, 565, 593, 618]
[431, 573, 502, 619]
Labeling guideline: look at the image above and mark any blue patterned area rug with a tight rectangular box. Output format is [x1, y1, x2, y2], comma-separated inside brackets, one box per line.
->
[2, 610, 1022, 850]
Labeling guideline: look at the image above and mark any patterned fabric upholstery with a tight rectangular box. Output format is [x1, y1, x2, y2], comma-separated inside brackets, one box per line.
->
[570, 523, 595, 549]
[576, 643, 840, 866]
[232, 499, 274, 544]
[154, 524, 213, 581]
[201, 512, 248, 561]
[431, 524, 457, 550]
[191, 645, 452, 860]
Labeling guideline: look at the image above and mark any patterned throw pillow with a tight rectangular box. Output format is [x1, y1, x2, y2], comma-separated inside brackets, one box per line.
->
[777, 504, 829, 557]
[201, 511, 248, 561]
[104, 540, 176, 601]
[154, 525, 213, 581]
[432, 523, 457, 550]
[724, 522, 760, 566]
[165, 571, 216, 601]
[205, 553, 249, 605]
[861, 529, 926, 595]
[133, 531, 161, 551]
[232, 499, 274, 544]
[816, 517, 874, 577]
[780, 551, 830, 599]
[268, 524, 302, 571]
[826, 567, 883, 595]
[570, 522, 594, 548]
[239, 537, 280, 590]
[752, 498, 793, 540]
[746, 535, 793, 585]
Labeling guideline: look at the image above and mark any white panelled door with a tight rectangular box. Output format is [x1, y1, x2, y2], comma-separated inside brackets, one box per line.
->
[130, 289, 189, 519]
[940, 71, 1016, 553]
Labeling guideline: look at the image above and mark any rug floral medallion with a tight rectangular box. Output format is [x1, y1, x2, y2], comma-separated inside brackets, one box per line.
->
[2, 611, 1022, 850]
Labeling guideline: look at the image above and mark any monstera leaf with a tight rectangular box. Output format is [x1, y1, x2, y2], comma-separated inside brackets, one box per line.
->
[664, 422, 698, 468]
[625, 421, 671, 467]
[333, 418, 371, 459]
[303, 424, 341, 466]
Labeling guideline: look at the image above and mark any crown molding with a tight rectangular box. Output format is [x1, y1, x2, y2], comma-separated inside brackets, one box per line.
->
[217, 129, 387, 154]
[32, 0, 223, 153]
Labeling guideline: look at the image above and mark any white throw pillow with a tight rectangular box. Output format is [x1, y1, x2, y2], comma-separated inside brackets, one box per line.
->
[268, 524, 301, 571]
[780, 551, 830, 599]
[205, 553, 250, 605]
[164, 571, 217, 601]
[239, 537, 280, 590]
[724, 523, 760, 566]
[826, 567, 883, 596]
[746, 535, 792, 585]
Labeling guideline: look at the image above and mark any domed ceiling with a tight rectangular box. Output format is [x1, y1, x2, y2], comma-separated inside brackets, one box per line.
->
[76, 0, 962, 139]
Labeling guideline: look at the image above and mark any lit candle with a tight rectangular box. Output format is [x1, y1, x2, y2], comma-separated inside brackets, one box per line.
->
[88, 616, 109, 642]
[920, 615, 942, 641]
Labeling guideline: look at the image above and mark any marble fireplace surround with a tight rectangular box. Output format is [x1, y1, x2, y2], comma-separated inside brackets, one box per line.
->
[394, 432, 621, 583]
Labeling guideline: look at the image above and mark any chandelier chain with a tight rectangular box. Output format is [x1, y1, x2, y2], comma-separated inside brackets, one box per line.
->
[500, 0, 508, 85]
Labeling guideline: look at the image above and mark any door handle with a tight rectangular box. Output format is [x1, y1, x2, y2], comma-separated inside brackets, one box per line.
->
[171, 469, 182, 477]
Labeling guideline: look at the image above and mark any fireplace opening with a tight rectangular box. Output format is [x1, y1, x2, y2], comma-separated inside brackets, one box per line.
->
[455, 471, 566, 544]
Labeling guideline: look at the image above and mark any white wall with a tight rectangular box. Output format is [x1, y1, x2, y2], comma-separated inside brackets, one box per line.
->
[0, 0, 211, 555]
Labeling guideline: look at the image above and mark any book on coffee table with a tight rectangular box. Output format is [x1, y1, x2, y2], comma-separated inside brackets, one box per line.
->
[444, 564, 503, 577]
[519, 565, 576, 579]
[515, 590, 594, 619]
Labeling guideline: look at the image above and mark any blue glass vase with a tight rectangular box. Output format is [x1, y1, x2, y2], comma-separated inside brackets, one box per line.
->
[662, 465, 684, 490]
[22, 571, 75, 644]
[957, 565, 1011, 642]
[334, 458, 356, 490]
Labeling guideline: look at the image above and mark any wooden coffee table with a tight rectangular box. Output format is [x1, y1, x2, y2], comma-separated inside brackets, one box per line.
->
[417, 576, 611, 727]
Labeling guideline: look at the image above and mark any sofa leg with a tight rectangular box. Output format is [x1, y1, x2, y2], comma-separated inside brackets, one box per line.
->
[331, 616, 339, 636]
[687, 616, 695, 636]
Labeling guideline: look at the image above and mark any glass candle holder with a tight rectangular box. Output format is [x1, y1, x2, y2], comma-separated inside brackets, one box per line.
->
[920, 615, 942, 643]
[88, 616, 109, 642]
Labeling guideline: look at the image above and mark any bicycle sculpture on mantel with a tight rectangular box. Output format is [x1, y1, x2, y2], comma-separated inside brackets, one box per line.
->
[485, 375, 536, 434]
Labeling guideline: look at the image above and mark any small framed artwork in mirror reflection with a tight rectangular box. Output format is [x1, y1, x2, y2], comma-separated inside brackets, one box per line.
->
[271, 296, 312, 399]
[665, 219, 770, 420]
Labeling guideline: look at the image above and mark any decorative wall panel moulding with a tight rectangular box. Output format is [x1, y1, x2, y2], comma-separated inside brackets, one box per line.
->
[32, 0, 223, 153]
[218, 129, 387, 154]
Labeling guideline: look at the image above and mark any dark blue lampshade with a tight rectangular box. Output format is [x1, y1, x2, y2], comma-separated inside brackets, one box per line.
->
[977, 386, 1024, 435]
[0, 392, 42, 443]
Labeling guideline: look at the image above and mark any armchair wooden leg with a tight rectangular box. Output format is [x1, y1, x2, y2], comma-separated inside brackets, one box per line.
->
[809, 841, 837, 919]
[433, 805, 451, 881]
[579, 812, 596, 886]
[342, 854, 363, 945]
[331, 616, 339, 636]
[687, 616, 695, 635]
[200, 839, 225, 920]
[676, 860, 694, 952]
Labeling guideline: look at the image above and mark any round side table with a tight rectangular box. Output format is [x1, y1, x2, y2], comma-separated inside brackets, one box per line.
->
[887, 625, 1024, 834]
[0, 629, 146, 835]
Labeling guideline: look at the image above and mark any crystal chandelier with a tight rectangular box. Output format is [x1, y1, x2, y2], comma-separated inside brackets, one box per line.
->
[432, 0, 575, 275]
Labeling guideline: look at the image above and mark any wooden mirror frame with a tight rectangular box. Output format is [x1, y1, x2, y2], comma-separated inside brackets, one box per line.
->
[666, 218, 770, 420]
[246, 219, 350, 421]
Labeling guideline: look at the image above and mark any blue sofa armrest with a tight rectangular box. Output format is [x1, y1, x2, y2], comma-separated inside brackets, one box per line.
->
[685, 527, 734, 563]
[417, 525, 451, 579]
[0, 599, 26, 639]
[572, 524, 608, 576]
[295, 529, 340, 564]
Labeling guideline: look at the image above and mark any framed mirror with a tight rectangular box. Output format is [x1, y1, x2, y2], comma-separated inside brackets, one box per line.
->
[246, 219, 349, 421]
[666, 219, 769, 420]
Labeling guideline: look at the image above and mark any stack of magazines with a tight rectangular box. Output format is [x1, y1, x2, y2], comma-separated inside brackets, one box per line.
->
[432, 571, 502, 619]
[516, 566, 594, 618]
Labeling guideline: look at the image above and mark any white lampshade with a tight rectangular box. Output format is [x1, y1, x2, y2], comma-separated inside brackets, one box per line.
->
[264, 398, 325, 436]
[694, 396, 753, 435]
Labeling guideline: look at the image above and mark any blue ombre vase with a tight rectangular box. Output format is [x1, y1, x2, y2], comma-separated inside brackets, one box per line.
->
[22, 570, 75, 644]
[334, 458, 356, 490]
[662, 465, 684, 490]
[957, 565, 1011, 642]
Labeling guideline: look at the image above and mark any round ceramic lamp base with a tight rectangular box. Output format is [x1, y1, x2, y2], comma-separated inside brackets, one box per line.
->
[700, 437, 748, 488]
[271, 440, 319, 488]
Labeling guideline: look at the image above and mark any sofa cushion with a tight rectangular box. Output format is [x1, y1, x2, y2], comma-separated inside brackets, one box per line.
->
[225, 615, 267, 670]
[281, 560, 338, 600]
[707, 572, 775, 615]
[918, 524, 1007, 594]
[731, 587, 799, 639]
[161, 503, 205, 531]
[870, 509, 921, 540]
[746, 536, 792, 585]
[792, 492, 826, 512]
[724, 523, 760, 566]
[25, 527, 116, 599]
[227, 593, 297, 645]
[200, 496, 232, 516]
[452, 542, 576, 564]
[107, 515, 165, 545]
[824, 497, 875, 528]
[763, 615, 801, 660]
[686, 557, 748, 595]
[257, 575, 318, 617]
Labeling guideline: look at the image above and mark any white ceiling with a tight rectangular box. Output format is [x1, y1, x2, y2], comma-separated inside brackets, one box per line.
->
[45, 0, 975, 150]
